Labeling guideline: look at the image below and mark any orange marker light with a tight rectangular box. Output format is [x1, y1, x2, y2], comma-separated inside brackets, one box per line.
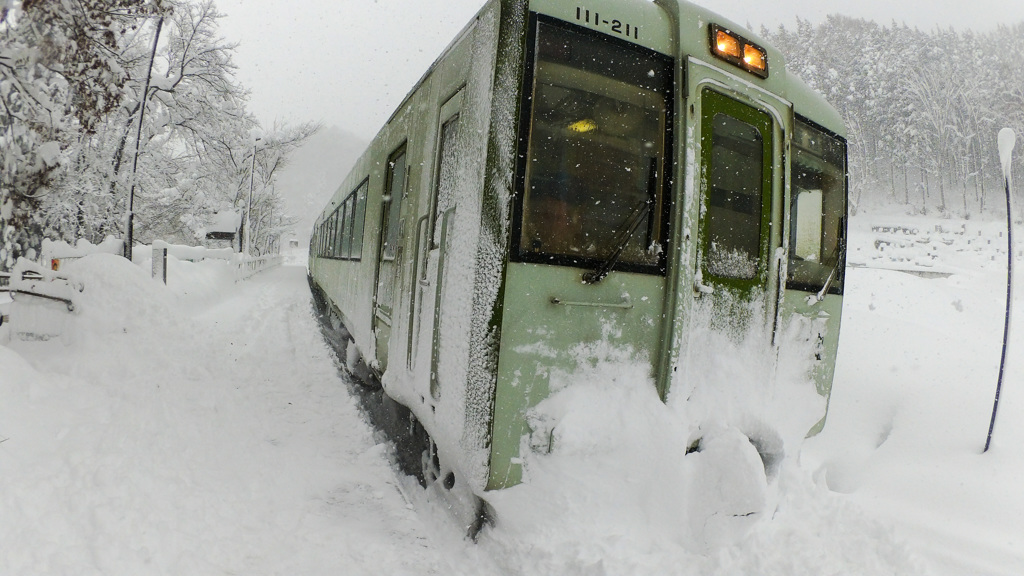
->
[715, 30, 741, 59]
[744, 44, 766, 72]
[709, 24, 769, 79]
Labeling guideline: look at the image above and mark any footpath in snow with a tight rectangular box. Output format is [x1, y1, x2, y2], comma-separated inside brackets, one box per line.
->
[0, 257, 480, 575]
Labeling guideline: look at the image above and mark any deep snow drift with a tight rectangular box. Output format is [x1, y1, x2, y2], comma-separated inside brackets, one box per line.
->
[1, 209, 1022, 574]
[0, 257, 478, 575]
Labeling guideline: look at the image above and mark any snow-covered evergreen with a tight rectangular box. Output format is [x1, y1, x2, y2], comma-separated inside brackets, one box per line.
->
[763, 18, 1024, 217]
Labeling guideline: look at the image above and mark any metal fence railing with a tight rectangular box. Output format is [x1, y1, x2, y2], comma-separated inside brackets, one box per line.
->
[235, 254, 284, 280]
[0, 268, 81, 311]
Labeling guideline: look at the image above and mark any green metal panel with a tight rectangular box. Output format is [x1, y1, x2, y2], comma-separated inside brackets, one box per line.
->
[487, 263, 665, 489]
[781, 290, 843, 434]
[528, 0, 674, 55]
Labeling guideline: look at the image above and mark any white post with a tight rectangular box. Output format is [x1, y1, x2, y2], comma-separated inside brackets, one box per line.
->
[152, 241, 167, 285]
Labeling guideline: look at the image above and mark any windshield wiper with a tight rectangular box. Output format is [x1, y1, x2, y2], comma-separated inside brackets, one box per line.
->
[582, 199, 651, 284]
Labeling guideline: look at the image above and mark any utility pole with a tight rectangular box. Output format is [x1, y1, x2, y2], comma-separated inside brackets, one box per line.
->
[125, 15, 163, 262]
[245, 137, 260, 255]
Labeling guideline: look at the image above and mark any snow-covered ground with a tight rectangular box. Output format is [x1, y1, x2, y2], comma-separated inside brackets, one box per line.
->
[807, 212, 1024, 576]
[1, 208, 1022, 574]
[0, 257, 482, 575]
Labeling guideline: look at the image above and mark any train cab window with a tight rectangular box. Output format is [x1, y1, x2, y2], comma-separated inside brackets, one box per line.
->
[788, 118, 847, 294]
[515, 18, 673, 274]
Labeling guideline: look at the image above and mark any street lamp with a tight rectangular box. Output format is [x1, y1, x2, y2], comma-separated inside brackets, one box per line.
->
[245, 137, 261, 255]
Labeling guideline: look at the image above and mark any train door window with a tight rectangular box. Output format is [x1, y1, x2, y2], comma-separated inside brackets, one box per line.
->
[350, 179, 368, 260]
[787, 118, 847, 294]
[700, 89, 773, 283]
[381, 146, 407, 261]
[513, 17, 673, 275]
[706, 114, 763, 279]
[376, 144, 408, 325]
[434, 114, 460, 241]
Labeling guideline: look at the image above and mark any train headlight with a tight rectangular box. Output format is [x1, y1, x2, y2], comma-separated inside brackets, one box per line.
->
[743, 44, 767, 73]
[715, 29, 741, 59]
[710, 24, 769, 79]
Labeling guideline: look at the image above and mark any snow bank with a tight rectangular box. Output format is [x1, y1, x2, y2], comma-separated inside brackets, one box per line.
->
[0, 260, 462, 575]
[63, 253, 177, 333]
[42, 236, 124, 270]
[476, 324, 921, 574]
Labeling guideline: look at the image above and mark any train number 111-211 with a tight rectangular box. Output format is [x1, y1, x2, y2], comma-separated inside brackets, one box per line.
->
[575, 6, 641, 40]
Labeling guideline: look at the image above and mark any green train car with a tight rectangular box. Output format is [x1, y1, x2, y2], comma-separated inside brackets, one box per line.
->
[309, 0, 846, 514]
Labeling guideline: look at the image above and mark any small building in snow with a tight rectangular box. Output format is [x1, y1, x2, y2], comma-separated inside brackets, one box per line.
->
[203, 211, 242, 251]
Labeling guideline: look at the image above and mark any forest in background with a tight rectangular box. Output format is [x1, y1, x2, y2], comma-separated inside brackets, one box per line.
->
[763, 17, 1024, 217]
[1, 0, 316, 271]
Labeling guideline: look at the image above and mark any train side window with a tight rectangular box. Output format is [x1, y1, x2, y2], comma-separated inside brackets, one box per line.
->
[339, 201, 352, 255]
[325, 218, 332, 257]
[339, 196, 352, 259]
[514, 18, 673, 274]
[787, 118, 847, 294]
[381, 146, 408, 261]
[328, 209, 340, 258]
[350, 179, 368, 260]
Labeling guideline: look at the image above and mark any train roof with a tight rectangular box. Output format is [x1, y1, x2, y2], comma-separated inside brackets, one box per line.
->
[379, 0, 846, 142]
[317, 0, 847, 227]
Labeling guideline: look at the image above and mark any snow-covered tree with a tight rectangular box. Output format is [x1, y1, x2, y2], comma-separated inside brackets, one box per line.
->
[1, 0, 160, 270]
[98, 0, 318, 249]
[2, 0, 317, 260]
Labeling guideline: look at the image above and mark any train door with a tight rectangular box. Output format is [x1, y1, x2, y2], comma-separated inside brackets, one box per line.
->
[408, 91, 463, 399]
[373, 143, 409, 373]
[691, 78, 783, 336]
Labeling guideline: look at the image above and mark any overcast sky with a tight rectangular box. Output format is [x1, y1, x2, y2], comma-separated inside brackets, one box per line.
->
[215, 0, 1024, 140]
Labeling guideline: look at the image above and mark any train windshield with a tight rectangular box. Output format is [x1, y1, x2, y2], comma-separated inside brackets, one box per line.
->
[515, 19, 673, 274]
[787, 118, 847, 294]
